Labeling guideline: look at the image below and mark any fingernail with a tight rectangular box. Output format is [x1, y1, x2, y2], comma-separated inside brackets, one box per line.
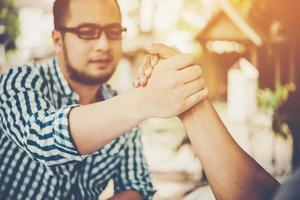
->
[140, 76, 146, 83]
[145, 68, 152, 77]
[132, 81, 136, 88]
[150, 55, 158, 66]
[133, 79, 140, 88]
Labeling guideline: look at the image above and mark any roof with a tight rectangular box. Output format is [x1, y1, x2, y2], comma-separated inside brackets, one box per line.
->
[197, 0, 263, 46]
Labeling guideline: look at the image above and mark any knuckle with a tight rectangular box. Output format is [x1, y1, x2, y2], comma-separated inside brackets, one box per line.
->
[143, 63, 149, 70]
[142, 55, 149, 64]
[159, 59, 170, 69]
[195, 79, 202, 86]
[149, 55, 156, 67]
[196, 65, 203, 75]
[204, 87, 209, 95]
[199, 78, 205, 86]
[140, 76, 146, 82]
[182, 53, 194, 64]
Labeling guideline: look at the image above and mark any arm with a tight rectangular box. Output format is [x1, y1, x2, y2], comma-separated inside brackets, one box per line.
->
[0, 68, 149, 165]
[109, 190, 143, 200]
[112, 128, 155, 200]
[141, 43, 280, 199]
[69, 89, 150, 155]
[180, 99, 280, 200]
[0, 53, 204, 166]
[69, 53, 205, 155]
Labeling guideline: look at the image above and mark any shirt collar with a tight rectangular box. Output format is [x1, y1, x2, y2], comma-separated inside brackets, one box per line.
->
[52, 57, 74, 97]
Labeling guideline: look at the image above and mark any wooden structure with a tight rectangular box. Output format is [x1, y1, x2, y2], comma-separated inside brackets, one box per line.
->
[196, 0, 291, 100]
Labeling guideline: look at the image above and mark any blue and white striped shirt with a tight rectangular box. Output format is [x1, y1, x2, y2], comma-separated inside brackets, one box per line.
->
[0, 58, 155, 200]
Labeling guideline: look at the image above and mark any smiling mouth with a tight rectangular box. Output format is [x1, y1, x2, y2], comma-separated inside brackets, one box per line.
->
[89, 59, 112, 68]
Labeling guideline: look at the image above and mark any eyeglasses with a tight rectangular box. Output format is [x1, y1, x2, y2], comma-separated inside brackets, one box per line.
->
[57, 23, 127, 40]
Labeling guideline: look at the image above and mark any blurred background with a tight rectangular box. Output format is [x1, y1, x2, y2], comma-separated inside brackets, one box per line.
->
[1, 0, 300, 199]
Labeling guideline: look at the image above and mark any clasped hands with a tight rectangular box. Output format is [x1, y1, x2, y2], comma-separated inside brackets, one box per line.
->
[132, 43, 208, 118]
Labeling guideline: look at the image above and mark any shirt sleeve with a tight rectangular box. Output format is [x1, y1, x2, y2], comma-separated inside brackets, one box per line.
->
[112, 127, 156, 200]
[0, 67, 84, 167]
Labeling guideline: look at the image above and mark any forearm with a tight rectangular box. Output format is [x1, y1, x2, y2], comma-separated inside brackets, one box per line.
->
[180, 99, 280, 200]
[69, 88, 149, 155]
[108, 190, 143, 200]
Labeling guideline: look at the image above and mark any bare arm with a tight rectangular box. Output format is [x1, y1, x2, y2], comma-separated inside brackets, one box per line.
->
[69, 89, 147, 155]
[108, 190, 143, 200]
[140, 43, 280, 200]
[180, 99, 280, 200]
[69, 53, 205, 155]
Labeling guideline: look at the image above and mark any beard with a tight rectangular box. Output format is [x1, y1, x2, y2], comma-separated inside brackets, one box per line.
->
[62, 43, 116, 85]
[65, 60, 115, 85]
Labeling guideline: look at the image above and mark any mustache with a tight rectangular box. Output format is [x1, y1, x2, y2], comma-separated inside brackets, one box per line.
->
[89, 53, 113, 62]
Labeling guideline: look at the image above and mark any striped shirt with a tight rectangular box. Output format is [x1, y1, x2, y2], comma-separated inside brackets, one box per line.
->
[0, 58, 155, 200]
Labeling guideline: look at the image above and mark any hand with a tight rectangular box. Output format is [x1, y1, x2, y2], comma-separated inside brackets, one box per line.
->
[132, 44, 178, 87]
[137, 44, 208, 118]
[132, 55, 159, 88]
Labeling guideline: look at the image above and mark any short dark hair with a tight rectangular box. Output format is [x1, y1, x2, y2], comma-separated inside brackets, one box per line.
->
[53, 0, 121, 30]
[53, 0, 71, 30]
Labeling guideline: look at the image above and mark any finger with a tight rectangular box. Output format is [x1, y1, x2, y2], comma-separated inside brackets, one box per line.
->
[137, 56, 148, 80]
[138, 70, 148, 87]
[182, 87, 209, 112]
[141, 55, 151, 71]
[138, 64, 146, 78]
[139, 76, 148, 87]
[132, 78, 140, 88]
[138, 75, 147, 87]
[138, 56, 150, 85]
[171, 45, 180, 52]
[143, 55, 153, 78]
[144, 67, 152, 78]
[183, 78, 206, 97]
[177, 65, 202, 84]
[145, 43, 179, 59]
[149, 55, 159, 67]
[162, 53, 195, 70]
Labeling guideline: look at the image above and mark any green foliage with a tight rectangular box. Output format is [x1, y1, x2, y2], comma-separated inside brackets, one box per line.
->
[257, 83, 290, 138]
[0, 0, 19, 51]
[230, 0, 253, 15]
[257, 83, 289, 112]
[230, 0, 268, 15]
[177, 20, 198, 33]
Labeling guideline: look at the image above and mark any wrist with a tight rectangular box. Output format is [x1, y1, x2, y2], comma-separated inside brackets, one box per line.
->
[179, 99, 210, 122]
[130, 88, 153, 120]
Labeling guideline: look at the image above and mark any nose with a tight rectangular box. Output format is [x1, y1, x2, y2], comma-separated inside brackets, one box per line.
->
[94, 32, 109, 51]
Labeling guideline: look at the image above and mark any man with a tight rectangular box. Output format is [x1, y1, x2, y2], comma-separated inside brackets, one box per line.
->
[0, 0, 207, 199]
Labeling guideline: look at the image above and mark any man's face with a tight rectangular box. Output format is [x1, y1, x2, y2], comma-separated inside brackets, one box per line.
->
[59, 0, 122, 85]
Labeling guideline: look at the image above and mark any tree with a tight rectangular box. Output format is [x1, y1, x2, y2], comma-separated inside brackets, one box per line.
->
[0, 0, 19, 51]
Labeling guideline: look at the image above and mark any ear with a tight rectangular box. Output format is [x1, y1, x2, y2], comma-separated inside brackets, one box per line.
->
[52, 30, 64, 54]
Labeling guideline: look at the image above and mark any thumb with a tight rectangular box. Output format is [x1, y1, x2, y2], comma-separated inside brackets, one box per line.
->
[145, 43, 179, 59]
